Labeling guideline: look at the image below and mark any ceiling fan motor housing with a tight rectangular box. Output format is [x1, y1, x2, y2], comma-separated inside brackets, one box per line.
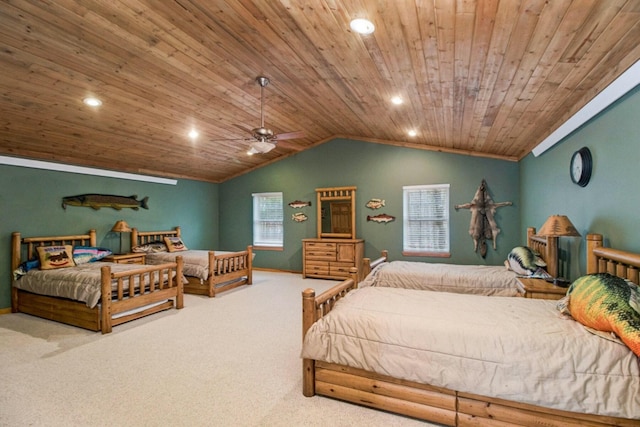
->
[252, 126, 274, 139]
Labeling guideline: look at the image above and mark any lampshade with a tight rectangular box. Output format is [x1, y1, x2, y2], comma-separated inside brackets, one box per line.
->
[537, 215, 581, 237]
[111, 220, 131, 233]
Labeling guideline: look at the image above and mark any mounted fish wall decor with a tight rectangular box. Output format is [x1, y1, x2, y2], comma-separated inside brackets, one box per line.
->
[62, 194, 149, 210]
[366, 198, 385, 209]
[367, 213, 395, 223]
[288, 200, 311, 208]
[292, 212, 308, 222]
[454, 179, 512, 258]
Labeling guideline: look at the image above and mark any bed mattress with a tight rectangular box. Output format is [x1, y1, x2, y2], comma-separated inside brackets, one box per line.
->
[301, 287, 640, 419]
[12, 262, 166, 308]
[359, 261, 520, 296]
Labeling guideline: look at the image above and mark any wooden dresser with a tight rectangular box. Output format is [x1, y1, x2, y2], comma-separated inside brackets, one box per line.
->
[302, 238, 364, 281]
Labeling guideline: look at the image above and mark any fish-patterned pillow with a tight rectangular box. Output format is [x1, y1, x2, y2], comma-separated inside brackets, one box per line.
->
[37, 245, 75, 270]
[131, 242, 168, 253]
[164, 236, 188, 252]
[568, 273, 640, 356]
[506, 246, 547, 276]
[73, 246, 113, 265]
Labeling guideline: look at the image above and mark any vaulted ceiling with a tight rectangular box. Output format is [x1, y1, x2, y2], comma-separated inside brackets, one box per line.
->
[1, 1, 639, 182]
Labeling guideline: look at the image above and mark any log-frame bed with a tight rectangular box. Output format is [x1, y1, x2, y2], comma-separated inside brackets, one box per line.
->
[301, 233, 639, 426]
[362, 226, 559, 279]
[11, 230, 184, 334]
[131, 226, 252, 297]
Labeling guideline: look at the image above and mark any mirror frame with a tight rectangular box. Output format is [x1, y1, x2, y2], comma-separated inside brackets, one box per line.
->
[316, 186, 357, 239]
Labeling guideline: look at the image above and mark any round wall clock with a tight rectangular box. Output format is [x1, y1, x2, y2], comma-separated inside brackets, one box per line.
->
[570, 147, 592, 187]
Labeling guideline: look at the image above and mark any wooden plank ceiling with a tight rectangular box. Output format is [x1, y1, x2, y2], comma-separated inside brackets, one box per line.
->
[1, 1, 639, 183]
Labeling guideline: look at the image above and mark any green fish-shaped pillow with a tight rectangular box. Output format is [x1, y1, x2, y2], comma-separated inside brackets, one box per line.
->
[506, 246, 547, 276]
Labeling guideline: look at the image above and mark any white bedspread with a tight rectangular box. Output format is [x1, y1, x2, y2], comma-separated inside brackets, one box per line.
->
[301, 287, 640, 419]
[359, 260, 520, 296]
[13, 262, 167, 308]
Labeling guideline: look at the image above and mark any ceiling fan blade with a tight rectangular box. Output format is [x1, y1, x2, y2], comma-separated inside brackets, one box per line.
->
[209, 137, 252, 142]
[274, 131, 305, 140]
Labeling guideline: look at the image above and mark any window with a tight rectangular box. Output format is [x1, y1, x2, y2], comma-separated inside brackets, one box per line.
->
[403, 184, 450, 256]
[252, 192, 283, 249]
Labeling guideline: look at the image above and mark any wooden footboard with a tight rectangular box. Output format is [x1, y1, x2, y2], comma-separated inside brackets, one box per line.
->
[11, 230, 184, 334]
[131, 226, 253, 297]
[301, 272, 637, 426]
[185, 246, 253, 297]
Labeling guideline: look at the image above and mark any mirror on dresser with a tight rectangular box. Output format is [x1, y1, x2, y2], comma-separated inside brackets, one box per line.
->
[303, 186, 364, 282]
[316, 186, 357, 239]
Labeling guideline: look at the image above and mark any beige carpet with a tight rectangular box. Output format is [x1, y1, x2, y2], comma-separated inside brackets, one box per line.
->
[0, 271, 436, 426]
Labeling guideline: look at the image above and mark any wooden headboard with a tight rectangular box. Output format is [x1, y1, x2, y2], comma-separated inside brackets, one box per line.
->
[131, 226, 180, 247]
[586, 234, 640, 285]
[11, 230, 97, 272]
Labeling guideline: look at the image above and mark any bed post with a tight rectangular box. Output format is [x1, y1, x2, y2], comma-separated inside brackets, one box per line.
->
[11, 232, 21, 313]
[100, 266, 113, 334]
[302, 288, 316, 397]
[175, 226, 181, 237]
[586, 234, 603, 274]
[175, 256, 184, 309]
[130, 228, 138, 248]
[89, 229, 97, 246]
[246, 245, 253, 284]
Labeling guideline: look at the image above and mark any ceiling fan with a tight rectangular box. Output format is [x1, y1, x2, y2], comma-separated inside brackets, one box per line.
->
[212, 76, 305, 154]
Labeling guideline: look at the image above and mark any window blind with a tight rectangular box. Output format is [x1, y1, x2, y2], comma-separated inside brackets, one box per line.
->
[252, 192, 283, 247]
[403, 184, 449, 253]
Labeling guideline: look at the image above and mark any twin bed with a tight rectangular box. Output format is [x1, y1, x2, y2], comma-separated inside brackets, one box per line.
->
[130, 226, 252, 297]
[11, 230, 184, 334]
[360, 226, 557, 296]
[301, 233, 640, 426]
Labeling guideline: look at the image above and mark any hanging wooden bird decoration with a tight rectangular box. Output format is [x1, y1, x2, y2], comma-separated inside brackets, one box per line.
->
[455, 179, 512, 258]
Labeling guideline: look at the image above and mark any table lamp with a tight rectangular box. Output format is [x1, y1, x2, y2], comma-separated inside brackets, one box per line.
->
[111, 220, 132, 254]
[536, 214, 581, 286]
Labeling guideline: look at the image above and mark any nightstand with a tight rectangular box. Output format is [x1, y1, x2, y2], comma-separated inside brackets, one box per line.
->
[516, 277, 568, 300]
[104, 253, 146, 265]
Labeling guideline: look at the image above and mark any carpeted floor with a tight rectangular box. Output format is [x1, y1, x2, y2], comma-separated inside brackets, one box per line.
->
[0, 271, 436, 426]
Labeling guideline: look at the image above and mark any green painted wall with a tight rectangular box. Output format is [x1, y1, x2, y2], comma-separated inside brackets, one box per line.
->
[219, 138, 521, 272]
[1, 165, 219, 309]
[521, 85, 640, 280]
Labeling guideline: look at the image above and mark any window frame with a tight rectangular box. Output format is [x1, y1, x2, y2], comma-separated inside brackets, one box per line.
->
[252, 192, 284, 251]
[402, 183, 450, 257]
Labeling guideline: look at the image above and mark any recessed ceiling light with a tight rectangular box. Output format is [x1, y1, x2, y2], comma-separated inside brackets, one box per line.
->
[391, 96, 403, 105]
[83, 97, 102, 107]
[350, 18, 375, 35]
[188, 129, 199, 139]
[408, 130, 417, 137]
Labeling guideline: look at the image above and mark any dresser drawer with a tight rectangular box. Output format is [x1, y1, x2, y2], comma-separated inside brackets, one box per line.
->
[329, 262, 354, 276]
[305, 261, 330, 275]
[305, 250, 336, 261]
[305, 242, 337, 251]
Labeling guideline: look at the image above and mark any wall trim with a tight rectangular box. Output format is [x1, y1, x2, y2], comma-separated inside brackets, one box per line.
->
[0, 156, 178, 185]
